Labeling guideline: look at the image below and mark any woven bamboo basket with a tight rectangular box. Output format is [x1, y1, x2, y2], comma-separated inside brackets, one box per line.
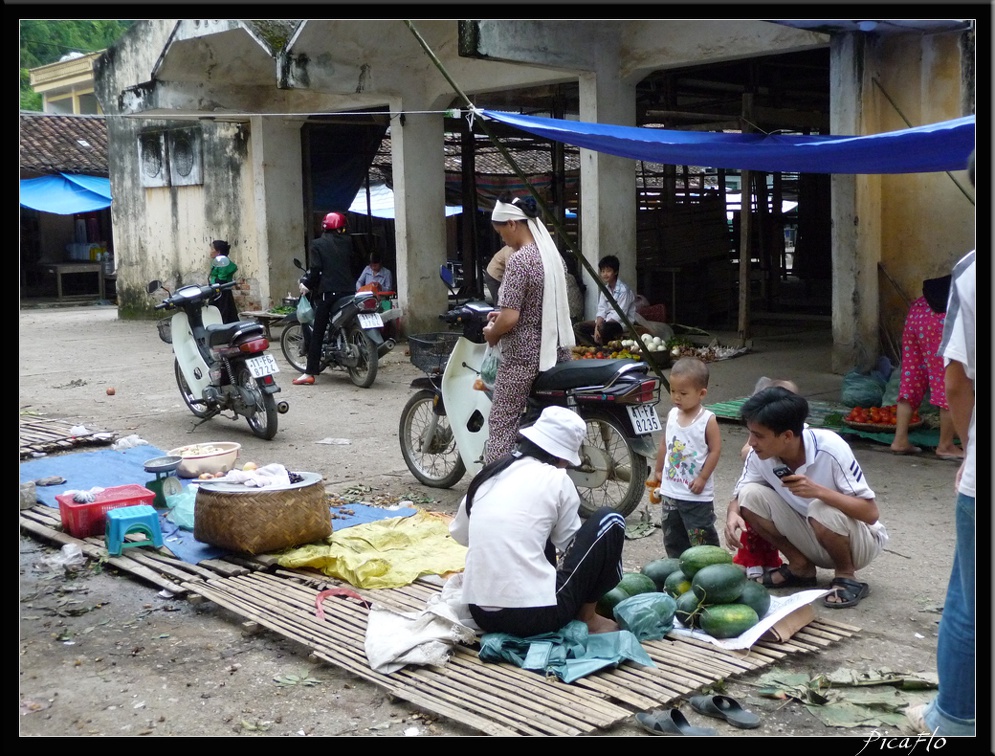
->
[193, 476, 331, 555]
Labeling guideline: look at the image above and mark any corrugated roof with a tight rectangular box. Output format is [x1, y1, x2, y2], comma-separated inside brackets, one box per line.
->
[19, 113, 109, 177]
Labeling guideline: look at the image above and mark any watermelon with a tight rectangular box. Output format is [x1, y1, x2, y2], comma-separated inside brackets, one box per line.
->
[679, 545, 733, 578]
[641, 558, 683, 591]
[618, 572, 657, 597]
[663, 569, 692, 598]
[675, 590, 704, 629]
[691, 563, 747, 605]
[596, 586, 630, 618]
[736, 580, 772, 619]
[699, 603, 760, 639]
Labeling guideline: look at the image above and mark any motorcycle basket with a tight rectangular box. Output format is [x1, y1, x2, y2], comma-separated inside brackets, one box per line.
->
[156, 317, 173, 344]
[408, 332, 460, 375]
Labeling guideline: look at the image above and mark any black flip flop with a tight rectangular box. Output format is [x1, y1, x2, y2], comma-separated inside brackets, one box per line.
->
[760, 564, 817, 589]
[635, 708, 717, 736]
[822, 577, 870, 608]
[690, 694, 761, 729]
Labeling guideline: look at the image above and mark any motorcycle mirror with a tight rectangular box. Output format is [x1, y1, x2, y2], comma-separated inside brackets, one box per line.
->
[293, 258, 304, 270]
[147, 280, 162, 294]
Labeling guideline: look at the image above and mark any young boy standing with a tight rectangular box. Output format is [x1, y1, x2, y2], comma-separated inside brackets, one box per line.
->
[647, 357, 723, 558]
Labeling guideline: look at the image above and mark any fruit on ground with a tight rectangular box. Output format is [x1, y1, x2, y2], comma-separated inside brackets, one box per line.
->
[679, 544, 733, 578]
[617, 571, 657, 597]
[736, 580, 772, 619]
[641, 557, 683, 591]
[699, 603, 760, 639]
[596, 586, 630, 618]
[664, 569, 693, 598]
[691, 563, 748, 605]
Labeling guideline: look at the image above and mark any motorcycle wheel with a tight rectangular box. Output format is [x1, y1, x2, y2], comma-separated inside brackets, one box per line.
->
[398, 389, 466, 488]
[174, 359, 213, 418]
[280, 323, 308, 373]
[238, 367, 279, 440]
[346, 326, 378, 388]
[569, 410, 648, 519]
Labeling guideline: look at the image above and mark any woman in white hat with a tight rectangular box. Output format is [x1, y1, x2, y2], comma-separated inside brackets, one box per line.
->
[483, 194, 575, 464]
[449, 406, 626, 636]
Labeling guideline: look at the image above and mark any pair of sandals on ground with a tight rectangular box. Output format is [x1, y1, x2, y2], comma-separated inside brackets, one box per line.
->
[759, 562, 869, 609]
[637, 694, 760, 735]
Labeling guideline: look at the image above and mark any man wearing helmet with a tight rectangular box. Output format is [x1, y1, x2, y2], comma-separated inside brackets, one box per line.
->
[293, 212, 355, 385]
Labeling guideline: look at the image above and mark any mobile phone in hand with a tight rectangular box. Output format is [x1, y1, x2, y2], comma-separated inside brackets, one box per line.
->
[773, 465, 792, 479]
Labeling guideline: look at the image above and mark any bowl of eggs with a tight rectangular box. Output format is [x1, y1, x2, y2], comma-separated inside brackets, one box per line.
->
[167, 442, 242, 478]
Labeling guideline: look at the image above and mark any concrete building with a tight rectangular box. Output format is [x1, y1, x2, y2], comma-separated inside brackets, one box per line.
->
[93, 19, 975, 371]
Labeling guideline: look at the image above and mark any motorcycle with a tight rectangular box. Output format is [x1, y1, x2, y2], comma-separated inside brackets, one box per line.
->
[398, 268, 663, 518]
[148, 279, 289, 440]
[277, 259, 396, 388]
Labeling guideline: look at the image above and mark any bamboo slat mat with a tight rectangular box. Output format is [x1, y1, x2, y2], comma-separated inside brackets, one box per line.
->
[19, 415, 116, 459]
[21, 505, 860, 736]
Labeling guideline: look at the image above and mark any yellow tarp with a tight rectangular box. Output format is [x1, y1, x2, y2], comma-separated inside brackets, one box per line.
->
[276, 510, 467, 589]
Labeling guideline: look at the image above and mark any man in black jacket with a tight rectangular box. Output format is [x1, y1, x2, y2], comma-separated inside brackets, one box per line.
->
[293, 212, 355, 385]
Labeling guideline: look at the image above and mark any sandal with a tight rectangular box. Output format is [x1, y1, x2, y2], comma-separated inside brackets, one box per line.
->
[689, 694, 761, 729]
[759, 564, 817, 589]
[635, 709, 717, 736]
[822, 576, 870, 608]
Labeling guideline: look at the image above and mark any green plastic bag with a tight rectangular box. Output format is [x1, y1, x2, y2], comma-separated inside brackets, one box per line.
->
[296, 295, 315, 325]
[613, 592, 677, 641]
[480, 342, 502, 391]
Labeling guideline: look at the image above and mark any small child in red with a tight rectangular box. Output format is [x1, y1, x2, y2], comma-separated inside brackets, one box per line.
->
[733, 524, 782, 579]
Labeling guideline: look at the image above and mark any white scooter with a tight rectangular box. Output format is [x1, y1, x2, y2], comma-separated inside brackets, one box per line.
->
[148, 279, 289, 439]
[398, 268, 663, 518]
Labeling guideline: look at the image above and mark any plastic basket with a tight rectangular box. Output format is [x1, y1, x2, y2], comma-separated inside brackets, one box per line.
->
[56, 484, 156, 539]
[408, 332, 460, 375]
[157, 318, 172, 344]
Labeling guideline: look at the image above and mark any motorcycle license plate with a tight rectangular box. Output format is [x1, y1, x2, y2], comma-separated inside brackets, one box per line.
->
[626, 404, 662, 435]
[357, 313, 384, 329]
[246, 354, 279, 378]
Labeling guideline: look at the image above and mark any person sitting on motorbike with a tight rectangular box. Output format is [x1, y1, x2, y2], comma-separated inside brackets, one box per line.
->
[293, 211, 356, 385]
[449, 405, 626, 637]
[356, 251, 394, 293]
[482, 194, 575, 463]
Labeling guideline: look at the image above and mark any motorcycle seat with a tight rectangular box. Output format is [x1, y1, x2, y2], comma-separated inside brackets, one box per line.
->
[205, 321, 266, 347]
[534, 358, 648, 391]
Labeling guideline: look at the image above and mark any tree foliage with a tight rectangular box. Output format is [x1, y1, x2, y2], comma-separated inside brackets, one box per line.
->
[19, 20, 135, 111]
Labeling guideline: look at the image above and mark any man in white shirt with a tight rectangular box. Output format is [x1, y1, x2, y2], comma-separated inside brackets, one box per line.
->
[724, 387, 887, 609]
[574, 255, 636, 346]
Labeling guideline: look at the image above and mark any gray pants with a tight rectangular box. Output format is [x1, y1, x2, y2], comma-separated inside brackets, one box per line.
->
[661, 495, 720, 559]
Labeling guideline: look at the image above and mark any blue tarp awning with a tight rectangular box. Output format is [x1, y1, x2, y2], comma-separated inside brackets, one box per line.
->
[350, 182, 462, 219]
[19, 173, 112, 215]
[479, 110, 975, 175]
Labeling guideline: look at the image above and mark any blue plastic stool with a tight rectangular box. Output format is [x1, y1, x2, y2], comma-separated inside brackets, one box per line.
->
[105, 504, 163, 556]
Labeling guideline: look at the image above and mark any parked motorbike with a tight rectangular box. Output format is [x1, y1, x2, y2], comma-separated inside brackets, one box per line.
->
[398, 268, 662, 518]
[148, 279, 289, 440]
[277, 259, 395, 388]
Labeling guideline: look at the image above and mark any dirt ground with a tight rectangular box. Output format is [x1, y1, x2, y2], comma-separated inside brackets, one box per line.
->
[19, 304, 964, 738]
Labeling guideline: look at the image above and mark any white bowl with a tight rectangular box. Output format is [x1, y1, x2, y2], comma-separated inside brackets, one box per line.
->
[167, 442, 241, 478]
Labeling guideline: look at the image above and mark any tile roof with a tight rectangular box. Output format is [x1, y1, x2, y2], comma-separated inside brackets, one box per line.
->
[19, 113, 109, 176]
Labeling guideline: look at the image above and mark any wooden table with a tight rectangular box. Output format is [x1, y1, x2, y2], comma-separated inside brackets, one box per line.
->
[44, 262, 105, 300]
[239, 311, 286, 340]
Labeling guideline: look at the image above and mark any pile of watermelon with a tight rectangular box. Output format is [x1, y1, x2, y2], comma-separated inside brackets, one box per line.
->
[597, 545, 770, 639]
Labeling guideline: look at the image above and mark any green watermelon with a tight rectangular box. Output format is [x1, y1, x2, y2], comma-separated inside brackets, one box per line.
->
[736, 580, 772, 619]
[699, 603, 760, 639]
[679, 545, 733, 578]
[641, 558, 683, 592]
[596, 586, 630, 618]
[691, 563, 747, 605]
[663, 569, 692, 598]
[617, 571, 657, 597]
[675, 590, 704, 629]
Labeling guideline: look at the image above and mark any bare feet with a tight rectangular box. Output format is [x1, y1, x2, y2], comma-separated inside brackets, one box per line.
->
[585, 614, 619, 634]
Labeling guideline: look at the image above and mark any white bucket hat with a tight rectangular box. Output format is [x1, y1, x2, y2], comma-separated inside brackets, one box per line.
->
[520, 406, 588, 467]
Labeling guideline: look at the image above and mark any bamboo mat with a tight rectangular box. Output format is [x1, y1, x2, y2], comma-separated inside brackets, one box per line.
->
[20, 504, 860, 736]
[19, 414, 116, 459]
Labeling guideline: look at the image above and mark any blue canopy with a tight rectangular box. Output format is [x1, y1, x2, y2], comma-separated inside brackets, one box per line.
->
[479, 110, 975, 175]
[19, 173, 112, 215]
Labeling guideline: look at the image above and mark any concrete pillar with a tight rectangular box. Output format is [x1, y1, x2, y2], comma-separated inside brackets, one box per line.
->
[249, 117, 307, 308]
[830, 34, 880, 373]
[390, 100, 450, 336]
[577, 71, 638, 317]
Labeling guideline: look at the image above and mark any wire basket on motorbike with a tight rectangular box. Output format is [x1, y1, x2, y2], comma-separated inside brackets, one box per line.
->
[157, 317, 172, 344]
[408, 332, 461, 375]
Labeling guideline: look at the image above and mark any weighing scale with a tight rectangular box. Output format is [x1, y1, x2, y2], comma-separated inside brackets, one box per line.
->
[144, 455, 184, 507]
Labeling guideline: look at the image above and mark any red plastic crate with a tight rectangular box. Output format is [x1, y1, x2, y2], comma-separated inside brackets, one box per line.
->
[56, 484, 156, 539]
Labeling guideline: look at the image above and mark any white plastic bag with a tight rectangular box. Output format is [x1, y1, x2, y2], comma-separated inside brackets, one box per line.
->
[296, 295, 315, 325]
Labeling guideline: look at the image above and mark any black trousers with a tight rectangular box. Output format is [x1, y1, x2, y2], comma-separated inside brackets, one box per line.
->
[469, 507, 626, 637]
[305, 291, 348, 375]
